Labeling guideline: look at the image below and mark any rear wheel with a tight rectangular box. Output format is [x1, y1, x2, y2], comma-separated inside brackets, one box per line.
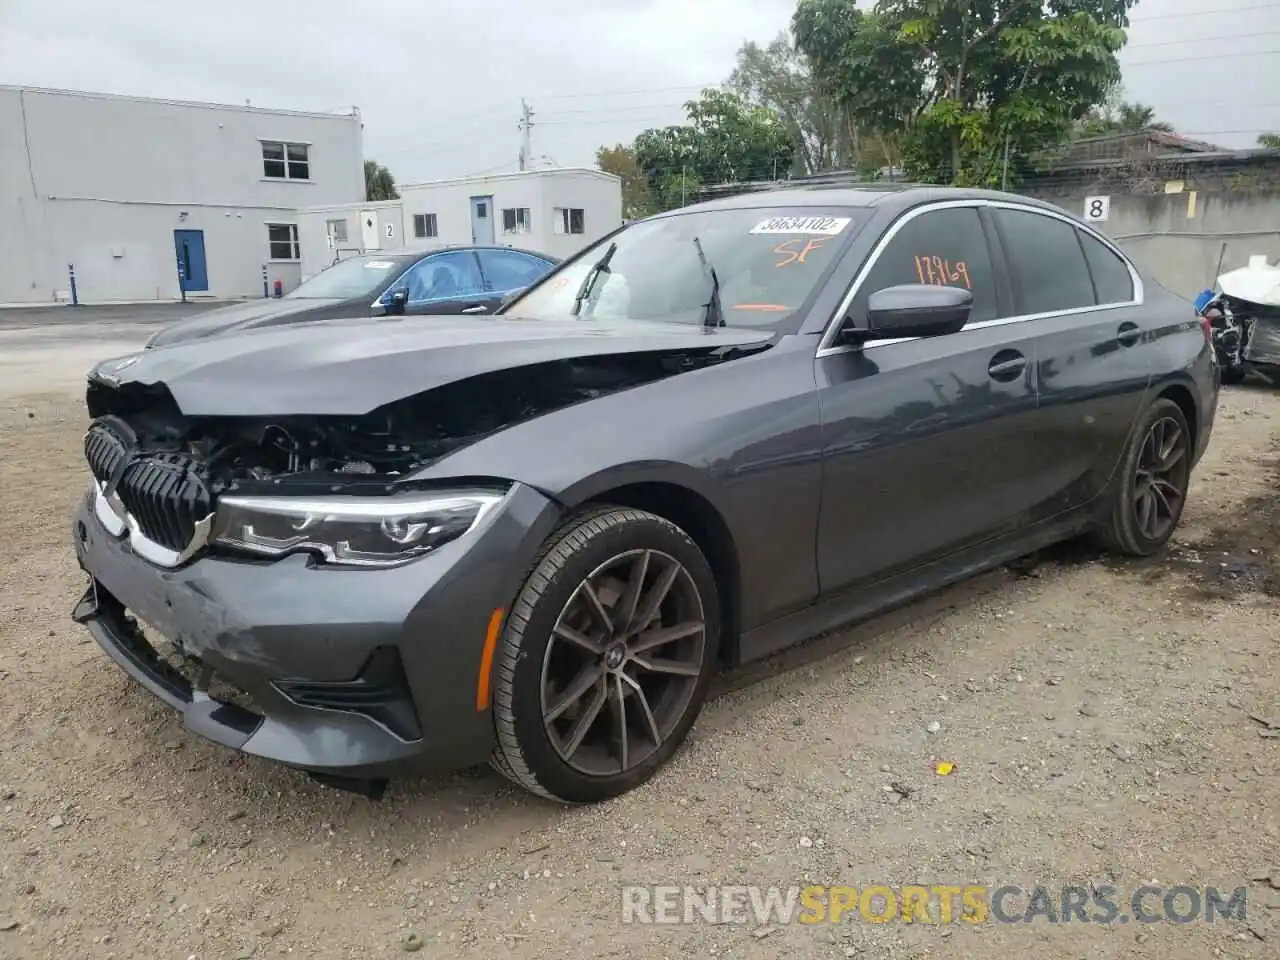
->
[1096, 398, 1193, 556]
[490, 506, 719, 803]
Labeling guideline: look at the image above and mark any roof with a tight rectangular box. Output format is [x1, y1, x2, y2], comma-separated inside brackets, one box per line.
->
[0, 83, 359, 121]
[397, 167, 621, 190]
[343, 245, 558, 263]
[678, 183, 1063, 215]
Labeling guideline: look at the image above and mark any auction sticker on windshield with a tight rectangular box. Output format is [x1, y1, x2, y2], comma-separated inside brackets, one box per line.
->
[750, 216, 851, 236]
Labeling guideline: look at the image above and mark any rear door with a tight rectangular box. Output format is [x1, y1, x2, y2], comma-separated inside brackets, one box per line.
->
[814, 202, 1045, 595]
[987, 203, 1152, 515]
[396, 251, 490, 315]
[476, 249, 555, 313]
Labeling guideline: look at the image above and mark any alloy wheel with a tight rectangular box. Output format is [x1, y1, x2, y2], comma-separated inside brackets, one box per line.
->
[540, 548, 706, 776]
[1132, 415, 1189, 542]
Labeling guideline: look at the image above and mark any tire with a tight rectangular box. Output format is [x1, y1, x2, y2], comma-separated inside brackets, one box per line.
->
[1096, 398, 1193, 557]
[1221, 365, 1246, 385]
[490, 506, 720, 803]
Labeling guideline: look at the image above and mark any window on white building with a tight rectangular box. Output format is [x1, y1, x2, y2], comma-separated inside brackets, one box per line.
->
[267, 223, 301, 260]
[326, 219, 348, 242]
[554, 207, 586, 235]
[262, 141, 310, 180]
[413, 213, 439, 239]
[501, 207, 531, 234]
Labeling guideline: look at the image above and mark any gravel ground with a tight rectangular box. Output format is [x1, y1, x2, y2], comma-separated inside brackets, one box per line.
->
[1, 373, 1278, 959]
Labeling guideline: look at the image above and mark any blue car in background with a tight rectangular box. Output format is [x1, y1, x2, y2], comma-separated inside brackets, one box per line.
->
[145, 246, 559, 349]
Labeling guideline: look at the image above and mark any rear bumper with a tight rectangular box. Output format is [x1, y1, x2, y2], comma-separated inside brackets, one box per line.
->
[70, 480, 561, 784]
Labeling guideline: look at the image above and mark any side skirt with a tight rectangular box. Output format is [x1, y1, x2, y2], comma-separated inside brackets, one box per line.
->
[736, 507, 1099, 665]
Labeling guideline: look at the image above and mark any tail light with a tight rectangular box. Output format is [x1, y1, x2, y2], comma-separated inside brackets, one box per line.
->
[1199, 313, 1213, 341]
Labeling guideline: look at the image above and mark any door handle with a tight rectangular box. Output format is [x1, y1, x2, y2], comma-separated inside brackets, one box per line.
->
[1117, 321, 1140, 347]
[988, 349, 1027, 382]
[460, 304, 488, 314]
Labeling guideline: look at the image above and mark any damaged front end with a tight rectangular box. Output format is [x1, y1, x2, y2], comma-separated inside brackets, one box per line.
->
[83, 348, 744, 568]
[1200, 255, 1280, 385]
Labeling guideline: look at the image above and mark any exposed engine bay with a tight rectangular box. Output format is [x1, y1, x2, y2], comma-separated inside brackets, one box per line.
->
[86, 350, 741, 495]
[1197, 254, 1280, 386]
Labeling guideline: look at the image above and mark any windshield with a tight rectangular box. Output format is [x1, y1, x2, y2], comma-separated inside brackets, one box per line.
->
[286, 256, 405, 299]
[508, 206, 871, 326]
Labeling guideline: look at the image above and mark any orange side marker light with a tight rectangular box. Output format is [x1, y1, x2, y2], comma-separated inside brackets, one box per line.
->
[475, 607, 505, 711]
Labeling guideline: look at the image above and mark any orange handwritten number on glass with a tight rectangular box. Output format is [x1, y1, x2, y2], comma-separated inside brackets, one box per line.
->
[774, 239, 824, 267]
[914, 255, 970, 290]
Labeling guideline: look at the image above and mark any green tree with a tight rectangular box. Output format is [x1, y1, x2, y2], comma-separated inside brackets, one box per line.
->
[794, 0, 1133, 186]
[727, 31, 848, 175]
[364, 159, 399, 201]
[630, 89, 794, 208]
[1078, 99, 1174, 136]
[594, 144, 655, 219]
[1258, 133, 1280, 149]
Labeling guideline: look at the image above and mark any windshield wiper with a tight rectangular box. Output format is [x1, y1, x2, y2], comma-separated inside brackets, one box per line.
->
[692, 237, 725, 328]
[571, 241, 618, 317]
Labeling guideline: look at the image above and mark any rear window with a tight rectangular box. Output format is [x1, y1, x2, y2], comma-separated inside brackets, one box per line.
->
[509, 206, 873, 327]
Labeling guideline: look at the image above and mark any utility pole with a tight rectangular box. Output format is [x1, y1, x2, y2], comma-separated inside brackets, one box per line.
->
[518, 99, 534, 171]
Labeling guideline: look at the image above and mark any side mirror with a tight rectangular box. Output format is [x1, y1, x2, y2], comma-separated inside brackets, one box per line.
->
[845, 284, 972, 342]
[387, 287, 409, 315]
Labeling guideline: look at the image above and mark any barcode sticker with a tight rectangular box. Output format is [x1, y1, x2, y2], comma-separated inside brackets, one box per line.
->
[750, 216, 852, 236]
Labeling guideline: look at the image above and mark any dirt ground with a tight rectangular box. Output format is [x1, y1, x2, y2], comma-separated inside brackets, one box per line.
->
[1, 373, 1278, 960]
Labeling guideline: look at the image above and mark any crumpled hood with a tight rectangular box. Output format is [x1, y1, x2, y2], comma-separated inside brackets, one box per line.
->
[92, 314, 775, 416]
[146, 297, 348, 348]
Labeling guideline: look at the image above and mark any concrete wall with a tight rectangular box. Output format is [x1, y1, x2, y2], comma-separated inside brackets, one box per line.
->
[0, 85, 364, 303]
[1021, 157, 1280, 299]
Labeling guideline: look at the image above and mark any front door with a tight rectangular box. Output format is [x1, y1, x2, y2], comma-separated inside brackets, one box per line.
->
[815, 204, 1043, 595]
[470, 195, 494, 245]
[392, 251, 489, 315]
[172, 229, 208, 292]
[360, 209, 380, 250]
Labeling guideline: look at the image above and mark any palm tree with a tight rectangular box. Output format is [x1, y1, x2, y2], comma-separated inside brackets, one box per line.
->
[364, 160, 399, 201]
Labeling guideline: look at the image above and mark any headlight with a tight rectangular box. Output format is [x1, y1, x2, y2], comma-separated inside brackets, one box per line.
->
[210, 490, 506, 567]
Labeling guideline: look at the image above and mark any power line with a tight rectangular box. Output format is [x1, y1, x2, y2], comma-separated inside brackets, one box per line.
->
[1127, 30, 1280, 49]
[1125, 47, 1280, 66]
[538, 102, 689, 117]
[1129, 2, 1280, 21]
[538, 117, 679, 127]
[531, 83, 713, 102]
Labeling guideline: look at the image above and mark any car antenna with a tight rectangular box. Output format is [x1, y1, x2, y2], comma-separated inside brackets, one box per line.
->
[692, 236, 725, 328]
[571, 241, 618, 317]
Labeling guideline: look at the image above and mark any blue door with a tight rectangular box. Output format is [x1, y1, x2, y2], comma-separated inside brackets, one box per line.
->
[469, 196, 494, 245]
[173, 229, 209, 292]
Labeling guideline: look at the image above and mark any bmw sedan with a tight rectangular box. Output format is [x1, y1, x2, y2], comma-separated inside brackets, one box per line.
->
[145, 246, 558, 349]
[72, 184, 1218, 804]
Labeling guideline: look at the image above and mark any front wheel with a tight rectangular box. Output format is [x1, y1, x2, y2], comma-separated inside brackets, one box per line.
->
[490, 506, 719, 803]
[1096, 398, 1193, 557]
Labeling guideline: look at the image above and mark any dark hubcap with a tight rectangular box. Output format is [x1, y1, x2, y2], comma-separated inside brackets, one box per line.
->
[1133, 416, 1189, 541]
[540, 548, 706, 776]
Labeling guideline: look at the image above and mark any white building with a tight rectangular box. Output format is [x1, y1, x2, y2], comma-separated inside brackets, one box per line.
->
[0, 85, 364, 304]
[295, 168, 622, 280]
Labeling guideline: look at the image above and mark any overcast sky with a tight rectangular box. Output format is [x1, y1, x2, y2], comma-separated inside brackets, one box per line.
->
[0, 0, 1276, 183]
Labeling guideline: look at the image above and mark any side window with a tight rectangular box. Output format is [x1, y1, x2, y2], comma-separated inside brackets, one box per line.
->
[853, 207, 998, 324]
[401, 252, 484, 301]
[1078, 229, 1135, 304]
[480, 250, 551, 292]
[994, 208, 1095, 314]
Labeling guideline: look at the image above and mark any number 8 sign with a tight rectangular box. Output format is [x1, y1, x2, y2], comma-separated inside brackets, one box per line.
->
[1083, 195, 1110, 222]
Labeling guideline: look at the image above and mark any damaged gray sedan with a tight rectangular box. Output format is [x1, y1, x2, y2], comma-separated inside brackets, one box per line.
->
[71, 185, 1219, 803]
